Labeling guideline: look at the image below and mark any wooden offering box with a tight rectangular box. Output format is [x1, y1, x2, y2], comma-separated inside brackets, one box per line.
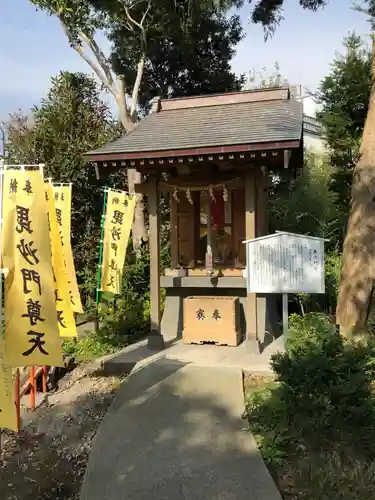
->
[183, 296, 241, 346]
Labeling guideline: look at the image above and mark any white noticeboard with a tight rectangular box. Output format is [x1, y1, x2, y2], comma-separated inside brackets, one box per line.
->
[244, 232, 325, 294]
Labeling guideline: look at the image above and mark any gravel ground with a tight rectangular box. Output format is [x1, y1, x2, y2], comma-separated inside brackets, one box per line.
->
[0, 365, 123, 500]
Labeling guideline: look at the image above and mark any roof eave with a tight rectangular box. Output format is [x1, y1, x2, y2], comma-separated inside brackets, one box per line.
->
[84, 139, 301, 163]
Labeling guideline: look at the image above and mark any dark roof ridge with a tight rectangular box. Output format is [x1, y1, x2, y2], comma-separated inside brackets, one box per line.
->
[159, 86, 290, 103]
[157, 96, 293, 113]
[152, 87, 291, 113]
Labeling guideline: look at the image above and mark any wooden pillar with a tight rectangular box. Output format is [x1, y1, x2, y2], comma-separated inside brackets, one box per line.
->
[148, 174, 165, 350]
[193, 191, 201, 266]
[256, 167, 269, 237]
[170, 195, 178, 268]
[245, 168, 257, 340]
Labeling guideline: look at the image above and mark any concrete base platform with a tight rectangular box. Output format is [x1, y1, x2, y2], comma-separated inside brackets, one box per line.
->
[96, 336, 285, 377]
[80, 362, 281, 500]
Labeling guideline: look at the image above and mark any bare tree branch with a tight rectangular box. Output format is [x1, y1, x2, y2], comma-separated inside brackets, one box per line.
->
[58, 19, 115, 95]
[79, 31, 116, 89]
[122, 1, 151, 120]
[123, 0, 151, 33]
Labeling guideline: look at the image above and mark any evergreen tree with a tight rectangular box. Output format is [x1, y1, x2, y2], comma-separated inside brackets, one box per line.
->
[110, 4, 245, 110]
[316, 34, 371, 218]
[5, 71, 122, 307]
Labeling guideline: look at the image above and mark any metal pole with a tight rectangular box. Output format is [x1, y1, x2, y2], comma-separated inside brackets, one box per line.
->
[0, 126, 5, 159]
[0, 161, 3, 449]
[96, 189, 108, 306]
[15, 369, 20, 433]
[282, 293, 288, 336]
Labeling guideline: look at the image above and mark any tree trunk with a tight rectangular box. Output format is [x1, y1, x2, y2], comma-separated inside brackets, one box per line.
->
[128, 167, 147, 249]
[336, 38, 375, 336]
[116, 92, 147, 250]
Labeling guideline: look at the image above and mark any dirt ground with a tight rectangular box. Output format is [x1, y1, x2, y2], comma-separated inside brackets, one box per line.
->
[0, 365, 123, 500]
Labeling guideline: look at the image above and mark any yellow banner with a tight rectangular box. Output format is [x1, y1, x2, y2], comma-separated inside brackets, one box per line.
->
[101, 190, 136, 294]
[52, 185, 83, 313]
[46, 184, 77, 338]
[2, 170, 63, 367]
[0, 339, 17, 431]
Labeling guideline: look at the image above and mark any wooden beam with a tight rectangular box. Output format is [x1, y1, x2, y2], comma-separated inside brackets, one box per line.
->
[134, 176, 244, 195]
[148, 174, 165, 349]
[245, 169, 257, 340]
[84, 140, 300, 163]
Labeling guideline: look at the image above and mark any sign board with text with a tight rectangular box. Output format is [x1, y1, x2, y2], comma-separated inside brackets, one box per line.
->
[244, 232, 326, 294]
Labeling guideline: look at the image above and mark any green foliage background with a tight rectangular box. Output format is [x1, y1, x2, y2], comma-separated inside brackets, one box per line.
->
[5, 71, 123, 309]
[244, 26, 375, 499]
[316, 33, 371, 229]
[246, 313, 375, 498]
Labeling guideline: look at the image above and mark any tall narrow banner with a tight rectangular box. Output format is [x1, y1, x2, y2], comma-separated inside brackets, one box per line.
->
[2, 170, 63, 367]
[101, 190, 136, 294]
[52, 185, 83, 313]
[0, 339, 17, 431]
[46, 184, 77, 337]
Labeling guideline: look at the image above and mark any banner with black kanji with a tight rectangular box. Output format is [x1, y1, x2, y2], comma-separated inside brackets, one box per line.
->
[2, 170, 63, 367]
[100, 189, 136, 294]
[45, 183, 77, 338]
[52, 185, 83, 313]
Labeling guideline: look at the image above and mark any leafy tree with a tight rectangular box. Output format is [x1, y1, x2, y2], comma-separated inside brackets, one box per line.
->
[4, 71, 121, 307]
[247, 0, 375, 335]
[270, 153, 339, 242]
[110, 4, 245, 109]
[248, 0, 327, 37]
[28, 0, 244, 247]
[316, 33, 371, 221]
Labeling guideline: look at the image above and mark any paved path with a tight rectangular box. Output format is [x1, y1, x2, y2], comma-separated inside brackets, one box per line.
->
[81, 360, 280, 500]
[80, 360, 281, 500]
[97, 337, 285, 376]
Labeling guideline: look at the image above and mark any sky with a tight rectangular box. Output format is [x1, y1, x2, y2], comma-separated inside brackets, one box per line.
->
[0, 0, 371, 120]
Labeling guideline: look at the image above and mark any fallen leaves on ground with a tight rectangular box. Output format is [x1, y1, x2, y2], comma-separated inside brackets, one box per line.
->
[0, 364, 123, 500]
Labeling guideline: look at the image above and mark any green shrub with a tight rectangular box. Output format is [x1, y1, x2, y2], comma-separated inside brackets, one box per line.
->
[67, 239, 170, 361]
[292, 451, 375, 500]
[63, 292, 148, 360]
[98, 293, 148, 337]
[246, 313, 375, 481]
[62, 329, 131, 360]
[273, 314, 375, 450]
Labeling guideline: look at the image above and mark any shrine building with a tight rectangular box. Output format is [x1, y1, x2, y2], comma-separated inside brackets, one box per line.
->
[85, 87, 303, 350]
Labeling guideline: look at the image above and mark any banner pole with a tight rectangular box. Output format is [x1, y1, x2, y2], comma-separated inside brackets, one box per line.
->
[0, 161, 3, 448]
[96, 189, 108, 307]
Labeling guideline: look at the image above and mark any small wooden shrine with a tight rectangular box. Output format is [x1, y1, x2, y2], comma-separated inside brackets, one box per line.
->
[85, 87, 303, 350]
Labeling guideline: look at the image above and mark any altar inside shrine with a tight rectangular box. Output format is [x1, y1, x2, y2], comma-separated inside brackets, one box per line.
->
[85, 87, 303, 350]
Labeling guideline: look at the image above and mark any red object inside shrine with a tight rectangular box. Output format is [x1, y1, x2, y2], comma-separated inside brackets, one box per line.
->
[211, 189, 225, 229]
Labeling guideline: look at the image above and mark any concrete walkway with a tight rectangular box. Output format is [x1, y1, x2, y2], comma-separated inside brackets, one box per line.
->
[80, 360, 281, 500]
[97, 336, 285, 377]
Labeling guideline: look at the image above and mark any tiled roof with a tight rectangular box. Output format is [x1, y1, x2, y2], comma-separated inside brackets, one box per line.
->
[85, 90, 303, 160]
